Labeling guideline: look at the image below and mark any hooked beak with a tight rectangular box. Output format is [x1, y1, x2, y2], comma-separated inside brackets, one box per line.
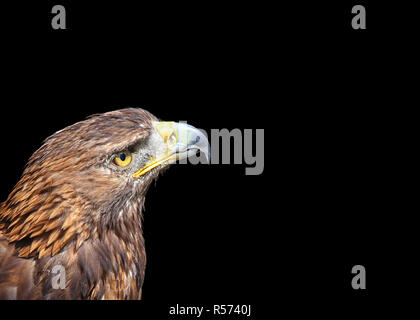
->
[133, 121, 209, 178]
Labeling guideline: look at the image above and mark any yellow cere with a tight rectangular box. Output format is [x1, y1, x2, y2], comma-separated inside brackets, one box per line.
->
[153, 122, 178, 144]
[132, 122, 180, 178]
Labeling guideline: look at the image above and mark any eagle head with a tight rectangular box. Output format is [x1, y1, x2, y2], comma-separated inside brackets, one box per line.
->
[0, 108, 208, 299]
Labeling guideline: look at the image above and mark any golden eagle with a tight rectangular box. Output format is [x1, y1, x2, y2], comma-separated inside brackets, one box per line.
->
[0, 108, 208, 299]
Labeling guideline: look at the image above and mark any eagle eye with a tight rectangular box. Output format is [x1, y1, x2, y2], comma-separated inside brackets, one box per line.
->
[114, 151, 132, 167]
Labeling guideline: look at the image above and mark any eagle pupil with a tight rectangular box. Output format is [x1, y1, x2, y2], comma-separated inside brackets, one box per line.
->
[119, 153, 126, 161]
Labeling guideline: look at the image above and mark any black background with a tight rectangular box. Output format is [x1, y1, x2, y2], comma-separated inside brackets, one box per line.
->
[0, 0, 416, 317]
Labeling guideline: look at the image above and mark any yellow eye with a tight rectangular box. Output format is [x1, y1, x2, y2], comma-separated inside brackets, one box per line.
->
[114, 151, 132, 167]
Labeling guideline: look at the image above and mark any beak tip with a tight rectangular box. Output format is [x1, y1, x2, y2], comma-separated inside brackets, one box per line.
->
[204, 147, 211, 164]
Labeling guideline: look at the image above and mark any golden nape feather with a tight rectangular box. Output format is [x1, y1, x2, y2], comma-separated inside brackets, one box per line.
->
[0, 108, 209, 299]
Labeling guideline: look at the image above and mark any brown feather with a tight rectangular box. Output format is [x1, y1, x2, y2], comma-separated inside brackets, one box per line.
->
[0, 108, 160, 299]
